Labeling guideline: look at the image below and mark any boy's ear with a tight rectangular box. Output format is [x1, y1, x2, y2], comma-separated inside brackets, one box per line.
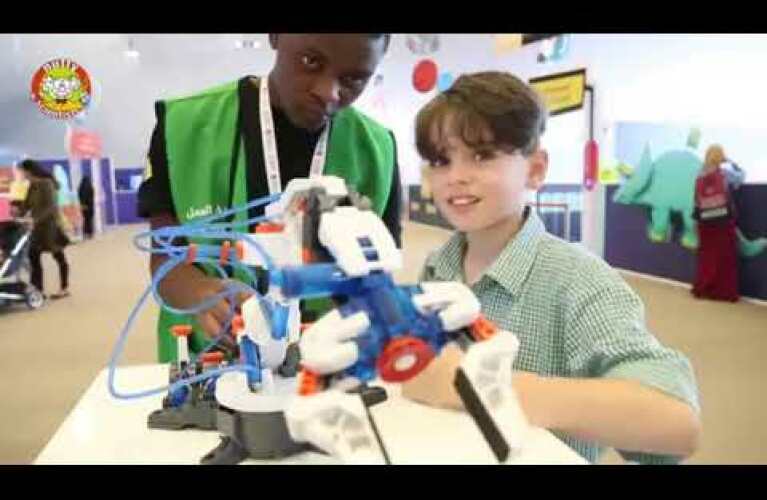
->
[525, 148, 549, 190]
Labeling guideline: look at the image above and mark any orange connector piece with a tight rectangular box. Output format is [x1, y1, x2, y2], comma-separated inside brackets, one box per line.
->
[235, 241, 245, 261]
[171, 324, 193, 337]
[185, 244, 198, 265]
[469, 314, 498, 342]
[219, 240, 232, 265]
[254, 223, 285, 234]
[231, 314, 245, 334]
[297, 368, 323, 396]
[201, 351, 225, 365]
[302, 248, 314, 264]
[299, 323, 314, 335]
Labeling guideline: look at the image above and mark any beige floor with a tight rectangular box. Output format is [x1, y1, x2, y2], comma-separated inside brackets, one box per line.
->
[1, 221, 766, 464]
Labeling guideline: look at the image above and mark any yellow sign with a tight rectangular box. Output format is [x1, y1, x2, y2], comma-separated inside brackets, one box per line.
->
[529, 69, 586, 116]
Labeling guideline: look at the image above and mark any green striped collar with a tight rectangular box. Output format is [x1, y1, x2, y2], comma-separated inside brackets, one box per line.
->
[427, 206, 546, 297]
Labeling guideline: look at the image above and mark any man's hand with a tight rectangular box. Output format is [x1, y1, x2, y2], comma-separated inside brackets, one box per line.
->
[148, 214, 252, 338]
[152, 255, 251, 338]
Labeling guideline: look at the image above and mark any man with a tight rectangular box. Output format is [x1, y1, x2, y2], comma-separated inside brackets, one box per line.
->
[138, 34, 401, 362]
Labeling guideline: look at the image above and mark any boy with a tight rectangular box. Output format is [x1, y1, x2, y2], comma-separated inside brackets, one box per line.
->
[138, 34, 402, 362]
[399, 71, 701, 464]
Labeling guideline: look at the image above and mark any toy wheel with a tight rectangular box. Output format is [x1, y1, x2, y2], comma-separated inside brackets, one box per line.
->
[25, 288, 44, 310]
[377, 336, 435, 382]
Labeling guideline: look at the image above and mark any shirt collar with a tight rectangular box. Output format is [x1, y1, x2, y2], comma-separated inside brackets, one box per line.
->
[427, 207, 547, 297]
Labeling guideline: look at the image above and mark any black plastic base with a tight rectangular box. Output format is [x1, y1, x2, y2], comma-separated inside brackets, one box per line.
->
[201, 384, 389, 465]
[147, 399, 218, 431]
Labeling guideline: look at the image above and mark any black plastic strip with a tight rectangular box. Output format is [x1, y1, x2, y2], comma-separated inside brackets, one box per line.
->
[454, 368, 510, 463]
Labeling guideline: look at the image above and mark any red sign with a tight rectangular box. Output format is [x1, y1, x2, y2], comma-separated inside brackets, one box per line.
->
[68, 129, 102, 159]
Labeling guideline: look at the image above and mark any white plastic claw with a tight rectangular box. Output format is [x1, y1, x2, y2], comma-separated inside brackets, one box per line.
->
[460, 330, 529, 455]
[299, 309, 370, 375]
[412, 281, 481, 331]
[285, 390, 387, 464]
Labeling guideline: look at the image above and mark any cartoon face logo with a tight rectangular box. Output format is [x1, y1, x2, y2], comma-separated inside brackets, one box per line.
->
[30, 59, 91, 119]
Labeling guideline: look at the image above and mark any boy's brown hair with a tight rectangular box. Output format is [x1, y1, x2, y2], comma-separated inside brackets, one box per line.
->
[415, 71, 547, 163]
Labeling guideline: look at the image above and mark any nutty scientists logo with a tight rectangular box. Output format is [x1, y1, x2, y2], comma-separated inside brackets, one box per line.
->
[30, 58, 92, 119]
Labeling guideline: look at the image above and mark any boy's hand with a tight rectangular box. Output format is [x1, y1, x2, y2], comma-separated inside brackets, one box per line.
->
[401, 342, 465, 409]
[402, 341, 543, 422]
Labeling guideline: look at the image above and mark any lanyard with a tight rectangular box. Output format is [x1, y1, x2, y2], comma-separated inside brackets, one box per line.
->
[259, 76, 329, 195]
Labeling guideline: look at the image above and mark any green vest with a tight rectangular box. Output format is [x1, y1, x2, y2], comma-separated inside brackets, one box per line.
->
[155, 79, 395, 363]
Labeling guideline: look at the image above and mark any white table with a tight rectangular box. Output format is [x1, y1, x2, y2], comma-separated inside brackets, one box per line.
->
[34, 364, 587, 465]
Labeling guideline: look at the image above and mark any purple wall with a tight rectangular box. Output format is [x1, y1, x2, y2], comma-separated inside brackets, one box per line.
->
[114, 167, 143, 225]
[605, 184, 767, 300]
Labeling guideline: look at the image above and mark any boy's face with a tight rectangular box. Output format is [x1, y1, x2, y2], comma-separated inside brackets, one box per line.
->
[426, 126, 548, 234]
[269, 34, 387, 131]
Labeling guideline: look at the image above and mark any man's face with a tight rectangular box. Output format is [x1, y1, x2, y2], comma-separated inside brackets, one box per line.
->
[269, 34, 387, 131]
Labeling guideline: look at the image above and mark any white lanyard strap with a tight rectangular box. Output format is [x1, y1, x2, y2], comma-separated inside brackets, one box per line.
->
[259, 76, 329, 195]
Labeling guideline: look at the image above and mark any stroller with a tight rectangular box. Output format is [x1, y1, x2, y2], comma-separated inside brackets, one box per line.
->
[0, 218, 45, 309]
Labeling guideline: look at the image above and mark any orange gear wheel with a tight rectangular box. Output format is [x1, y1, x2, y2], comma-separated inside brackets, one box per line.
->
[469, 314, 498, 342]
[377, 336, 435, 383]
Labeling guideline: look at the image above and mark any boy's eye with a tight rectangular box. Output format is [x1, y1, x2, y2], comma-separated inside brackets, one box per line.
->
[301, 54, 322, 71]
[473, 149, 497, 162]
[428, 156, 449, 168]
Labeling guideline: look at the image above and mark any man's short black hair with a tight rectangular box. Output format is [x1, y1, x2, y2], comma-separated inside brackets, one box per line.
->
[370, 34, 391, 52]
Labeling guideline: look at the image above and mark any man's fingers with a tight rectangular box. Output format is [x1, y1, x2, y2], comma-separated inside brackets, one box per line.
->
[198, 312, 222, 338]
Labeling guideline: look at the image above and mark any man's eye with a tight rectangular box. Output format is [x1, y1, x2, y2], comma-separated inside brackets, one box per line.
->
[301, 55, 321, 71]
[340, 76, 367, 89]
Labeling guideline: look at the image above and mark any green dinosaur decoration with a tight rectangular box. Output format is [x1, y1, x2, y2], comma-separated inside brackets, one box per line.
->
[613, 143, 767, 258]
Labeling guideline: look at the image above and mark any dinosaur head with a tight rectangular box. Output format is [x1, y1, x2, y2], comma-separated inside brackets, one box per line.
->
[613, 144, 654, 204]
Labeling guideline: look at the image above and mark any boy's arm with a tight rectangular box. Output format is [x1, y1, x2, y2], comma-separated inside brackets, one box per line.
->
[403, 260, 701, 461]
[510, 371, 700, 459]
[555, 263, 701, 460]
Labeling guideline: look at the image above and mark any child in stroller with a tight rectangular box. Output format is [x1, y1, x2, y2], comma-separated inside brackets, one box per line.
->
[0, 201, 45, 309]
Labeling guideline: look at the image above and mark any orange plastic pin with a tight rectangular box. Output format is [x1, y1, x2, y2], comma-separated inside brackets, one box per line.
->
[185, 244, 198, 264]
[219, 240, 232, 265]
[171, 324, 193, 337]
[235, 241, 245, 261]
